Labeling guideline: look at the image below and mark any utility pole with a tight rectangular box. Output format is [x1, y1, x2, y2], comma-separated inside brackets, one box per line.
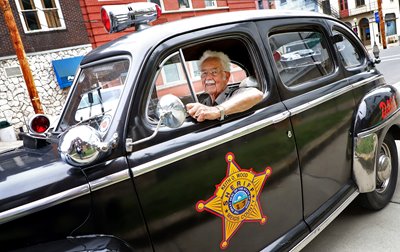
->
[377, 0, 387, 49]
[0, 0, 44, 114]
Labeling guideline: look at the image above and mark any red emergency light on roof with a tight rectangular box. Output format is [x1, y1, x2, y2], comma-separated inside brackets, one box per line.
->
[101, 2, 161, 33]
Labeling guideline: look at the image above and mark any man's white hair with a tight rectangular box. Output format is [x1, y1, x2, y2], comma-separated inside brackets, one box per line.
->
[199, 50, 231, 72]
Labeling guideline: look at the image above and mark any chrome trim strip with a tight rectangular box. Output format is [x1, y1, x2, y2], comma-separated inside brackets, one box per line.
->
[353, 133, 378, 193]
[132, 111, 290, 177]
[289, 190, 359, 252]
[289, 75, 382, 116]
[0, 184, 90, 225]
[289, 85, 353, 116]
[351, 75, 383, 89]
[89, 169, 131, 192]
[353, 107, 400, 193]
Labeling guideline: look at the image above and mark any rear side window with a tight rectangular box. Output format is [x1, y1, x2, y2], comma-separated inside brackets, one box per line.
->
[269, 30, 334, 87]
[333, 30, 363, 68]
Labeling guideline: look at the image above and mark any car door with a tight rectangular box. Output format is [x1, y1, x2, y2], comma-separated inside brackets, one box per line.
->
[57, 58, 153, 252]
[257, 18, 358, 229]
[125, 22, 306, 251]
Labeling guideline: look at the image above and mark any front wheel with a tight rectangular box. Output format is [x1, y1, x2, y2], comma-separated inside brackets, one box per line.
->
[358, 133, 398, 210]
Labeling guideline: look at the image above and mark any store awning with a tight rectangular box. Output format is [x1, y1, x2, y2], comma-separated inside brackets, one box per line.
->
[52, 56, 83, 89]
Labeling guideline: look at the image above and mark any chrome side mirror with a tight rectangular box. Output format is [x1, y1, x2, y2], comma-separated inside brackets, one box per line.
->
[59, 125, 118, 166]
[126, 94, 186, 151]
[156, 94, 186, 128]
[331, 34, 343, 44]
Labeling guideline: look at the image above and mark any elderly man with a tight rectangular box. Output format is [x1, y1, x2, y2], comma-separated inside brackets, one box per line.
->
[186, 50, 263, 122]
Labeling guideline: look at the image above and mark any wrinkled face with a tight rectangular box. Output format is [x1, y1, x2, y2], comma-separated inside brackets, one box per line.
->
[200, 57, 230, 98]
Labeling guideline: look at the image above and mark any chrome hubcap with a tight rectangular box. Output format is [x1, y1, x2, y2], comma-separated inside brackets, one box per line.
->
[376, 142, 392, 193]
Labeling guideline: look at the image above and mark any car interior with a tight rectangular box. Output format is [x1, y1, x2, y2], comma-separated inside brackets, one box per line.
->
[146, 37, 261, 123]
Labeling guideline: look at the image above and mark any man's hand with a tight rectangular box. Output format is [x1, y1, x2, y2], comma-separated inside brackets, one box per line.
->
[186, 103, 220, 122]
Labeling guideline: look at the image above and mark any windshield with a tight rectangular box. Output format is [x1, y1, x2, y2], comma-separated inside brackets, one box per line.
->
[56, 59, 129, 133]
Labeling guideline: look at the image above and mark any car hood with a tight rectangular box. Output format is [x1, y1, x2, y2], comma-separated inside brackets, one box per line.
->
[0, 142, 89, 218]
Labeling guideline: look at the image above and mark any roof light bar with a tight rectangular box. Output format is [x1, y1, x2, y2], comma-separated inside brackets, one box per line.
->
[101, 2, 161, 33]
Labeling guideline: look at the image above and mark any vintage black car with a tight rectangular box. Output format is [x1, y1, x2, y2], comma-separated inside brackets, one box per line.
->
[1, 3, 400, 252]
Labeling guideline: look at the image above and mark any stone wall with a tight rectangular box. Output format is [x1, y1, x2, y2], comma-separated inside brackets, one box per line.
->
[0, 45, 92, 136]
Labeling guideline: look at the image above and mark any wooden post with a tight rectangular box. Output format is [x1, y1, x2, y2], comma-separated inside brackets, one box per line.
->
[0, 0, 44, 114]
[377, 0, 387, 49]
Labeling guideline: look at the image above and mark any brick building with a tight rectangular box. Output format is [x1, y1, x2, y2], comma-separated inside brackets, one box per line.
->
[0, 0, 92, 136]
[0, 0, 262, 137]
[80, 0, 259, 48]
[0, 0, 90, 57]
[332, 0, 400, 47]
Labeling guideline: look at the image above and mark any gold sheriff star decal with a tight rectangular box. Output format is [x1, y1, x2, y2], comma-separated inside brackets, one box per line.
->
[196, 152, 272, 250]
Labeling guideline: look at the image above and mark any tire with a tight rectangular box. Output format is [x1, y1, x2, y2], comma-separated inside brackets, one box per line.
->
[358, 133, 398, 210]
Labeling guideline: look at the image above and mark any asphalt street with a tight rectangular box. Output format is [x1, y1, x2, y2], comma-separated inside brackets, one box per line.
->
[372, 43, 400, 85]
[303, 142, 400, 252]
[304, 44, 400, 252]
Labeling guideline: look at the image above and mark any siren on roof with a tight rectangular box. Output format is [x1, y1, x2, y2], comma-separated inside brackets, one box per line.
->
[101, 2, 162, 33]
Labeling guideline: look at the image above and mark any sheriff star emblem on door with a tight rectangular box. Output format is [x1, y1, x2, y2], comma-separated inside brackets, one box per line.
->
[196, 152, 272, 250]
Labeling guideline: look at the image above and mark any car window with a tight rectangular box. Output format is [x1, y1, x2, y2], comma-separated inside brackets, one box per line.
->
[333, 30, 363, 68]
[269, 30, 334, 87]
[57, 59, 129, 133]
[146, 39, 253, 123]
[75, 85, 122, 121]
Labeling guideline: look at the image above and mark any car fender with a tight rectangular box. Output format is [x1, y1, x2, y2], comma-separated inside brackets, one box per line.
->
[353, 85, 400, 193]
[13, 235, 133, 252]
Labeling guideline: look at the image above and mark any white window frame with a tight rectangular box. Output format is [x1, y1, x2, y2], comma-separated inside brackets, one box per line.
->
[160, 62, 186, 87]
[205, 0, 217, 7]
[178, 0, 193, 9]
[189, 61, 201, 81]
[15, 0, 66, 33]
[148, 0, 165, 11]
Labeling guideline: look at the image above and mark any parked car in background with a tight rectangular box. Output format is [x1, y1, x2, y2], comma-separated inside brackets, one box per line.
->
[278, 37, 323, 69]
[1, 3, 399, 252]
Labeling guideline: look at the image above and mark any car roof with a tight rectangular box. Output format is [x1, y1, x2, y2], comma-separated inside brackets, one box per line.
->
[81, 9, 334, 65]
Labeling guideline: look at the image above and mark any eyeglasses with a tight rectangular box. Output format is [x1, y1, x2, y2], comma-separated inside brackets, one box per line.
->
[200, 69, 223, 78]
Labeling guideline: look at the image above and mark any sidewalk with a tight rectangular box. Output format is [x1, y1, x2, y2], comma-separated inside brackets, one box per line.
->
[365, 41, 399, 53]
[0, 141, 23, 154]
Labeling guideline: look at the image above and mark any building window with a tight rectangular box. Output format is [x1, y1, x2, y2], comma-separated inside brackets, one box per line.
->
[355, 0, 365, 7]
[340, 0, 348, 10]
[281, 0, 287, 5]
[15, 0, 65, 33]
[163, 63, 182, 84]
[148, 0, 165, 10]
[178, 0, 191, 8]
[149, 0, 161, 6]
[205, 0, 216, 7]
[190, 61, 201, 79]
[386, 13, 397, 36]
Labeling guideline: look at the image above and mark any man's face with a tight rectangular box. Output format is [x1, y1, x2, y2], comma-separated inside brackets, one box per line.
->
[200, 57, 229, 98]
